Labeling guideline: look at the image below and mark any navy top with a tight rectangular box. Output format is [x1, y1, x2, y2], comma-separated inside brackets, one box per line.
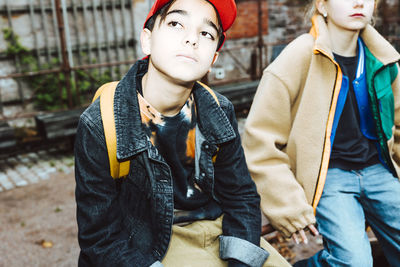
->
[329, 53, 379, 170]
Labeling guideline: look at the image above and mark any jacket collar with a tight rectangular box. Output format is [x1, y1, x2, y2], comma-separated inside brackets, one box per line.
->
[310, 15, 400, 65]
[192, 82, 235, 144]
[113, 60, 235, 160]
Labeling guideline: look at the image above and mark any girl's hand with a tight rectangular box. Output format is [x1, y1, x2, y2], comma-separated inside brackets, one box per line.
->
[291, 224, 319, 244]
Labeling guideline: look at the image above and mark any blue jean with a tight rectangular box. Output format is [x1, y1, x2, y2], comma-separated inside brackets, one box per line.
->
[295, 163, 400, 267]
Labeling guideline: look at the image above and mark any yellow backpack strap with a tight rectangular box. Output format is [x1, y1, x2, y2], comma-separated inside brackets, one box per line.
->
[197, 81, 220, 106]
[93, 82, 130, 179]
[196, 81, 220, 162]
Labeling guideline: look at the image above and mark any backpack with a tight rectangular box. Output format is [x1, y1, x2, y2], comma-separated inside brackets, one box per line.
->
[92, 81, 220, 179]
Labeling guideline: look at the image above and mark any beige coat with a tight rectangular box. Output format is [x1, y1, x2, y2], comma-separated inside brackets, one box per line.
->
[243, 15, 400, 238]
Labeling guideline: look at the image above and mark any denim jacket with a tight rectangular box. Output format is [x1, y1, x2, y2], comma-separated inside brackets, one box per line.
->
[75, 60, 268, 267]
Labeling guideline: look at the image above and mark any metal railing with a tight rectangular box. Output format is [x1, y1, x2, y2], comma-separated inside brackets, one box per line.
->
[0, 0, 138, 118]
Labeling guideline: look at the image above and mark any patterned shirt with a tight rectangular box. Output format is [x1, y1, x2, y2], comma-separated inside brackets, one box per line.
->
[138, 92, 215, 218]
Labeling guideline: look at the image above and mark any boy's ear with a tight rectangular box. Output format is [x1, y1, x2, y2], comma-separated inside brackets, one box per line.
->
[208, 52, 219, 73]
[212, 52, 219, 65]
[140, 28, 152, 56]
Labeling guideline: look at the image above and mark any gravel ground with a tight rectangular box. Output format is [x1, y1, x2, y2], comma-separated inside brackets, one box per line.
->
[0, 166, 323, 266]
[0, 170, 79, 267]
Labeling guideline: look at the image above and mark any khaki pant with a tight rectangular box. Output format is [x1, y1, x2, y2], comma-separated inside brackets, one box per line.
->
[162, 217, 291, 267]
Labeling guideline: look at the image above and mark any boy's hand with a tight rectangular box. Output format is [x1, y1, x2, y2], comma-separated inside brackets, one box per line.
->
[291, 224, 319, 244]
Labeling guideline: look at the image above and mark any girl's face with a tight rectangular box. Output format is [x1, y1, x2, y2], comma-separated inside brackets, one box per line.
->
[318, 0, 375, 32]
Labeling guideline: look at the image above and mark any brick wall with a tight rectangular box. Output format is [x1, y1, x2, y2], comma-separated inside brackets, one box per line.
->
[228, 0, 268, 39]
[266, 0, 309, 43]
[376, 0, 400, 37]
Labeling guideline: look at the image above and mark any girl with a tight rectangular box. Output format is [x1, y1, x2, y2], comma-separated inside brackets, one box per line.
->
[243, 0, 400, 266]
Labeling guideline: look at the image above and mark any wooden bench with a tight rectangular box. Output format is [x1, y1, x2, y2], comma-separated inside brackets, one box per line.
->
[35, 107, 85, 140]
[0, 121, 16, 152]
[215, 80, 259, 112]
[261, 223, 389, 265]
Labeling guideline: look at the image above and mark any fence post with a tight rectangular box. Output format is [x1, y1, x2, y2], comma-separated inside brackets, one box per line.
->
[54, 0, 73, 108]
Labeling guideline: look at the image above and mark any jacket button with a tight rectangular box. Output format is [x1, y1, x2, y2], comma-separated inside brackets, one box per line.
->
[205, 144, 209, 149]
[201, 172, 206, 177]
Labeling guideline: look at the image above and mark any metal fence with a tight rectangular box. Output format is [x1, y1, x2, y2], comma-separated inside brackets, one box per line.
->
[0, 0, 272, 121]
[0, 0, 139, 118]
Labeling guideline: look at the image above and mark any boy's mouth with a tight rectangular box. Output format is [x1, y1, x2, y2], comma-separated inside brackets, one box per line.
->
[176, 54, 197, 62]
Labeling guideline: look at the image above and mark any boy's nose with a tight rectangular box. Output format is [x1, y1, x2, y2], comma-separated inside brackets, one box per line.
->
[183, 32, 199, 48]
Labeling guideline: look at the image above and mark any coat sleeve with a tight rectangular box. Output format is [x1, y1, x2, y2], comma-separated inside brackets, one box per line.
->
[75, 113, 157, 267]
[243, 70, 315, 238]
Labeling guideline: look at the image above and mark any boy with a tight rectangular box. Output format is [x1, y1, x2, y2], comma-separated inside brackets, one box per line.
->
[75, 0, 290, 266]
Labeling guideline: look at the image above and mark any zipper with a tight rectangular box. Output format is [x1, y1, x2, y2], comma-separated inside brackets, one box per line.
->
[311, 49, 343, 212]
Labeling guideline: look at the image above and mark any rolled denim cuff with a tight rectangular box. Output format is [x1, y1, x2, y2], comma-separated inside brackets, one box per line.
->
[228, 259, 251, 267]
[149, 260, 163, 267]
[219, 236, 269, 267]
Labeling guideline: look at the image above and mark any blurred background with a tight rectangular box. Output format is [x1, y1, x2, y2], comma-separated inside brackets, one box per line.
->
[0, 0, 398, 266]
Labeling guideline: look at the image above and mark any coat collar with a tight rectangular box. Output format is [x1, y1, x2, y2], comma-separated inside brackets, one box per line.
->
[310, 15, 334, 58]
[310, 15, 400, 65]
[360, 25, 400, 65]
[113, 60, 235, 160]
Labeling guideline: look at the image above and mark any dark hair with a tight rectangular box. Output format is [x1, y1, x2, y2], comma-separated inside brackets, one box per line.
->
[144, 0, 225, 50]
[144, 0, 176, 31]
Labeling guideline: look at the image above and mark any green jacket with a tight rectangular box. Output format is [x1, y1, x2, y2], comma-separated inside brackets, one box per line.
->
[365, 46, 399, 173]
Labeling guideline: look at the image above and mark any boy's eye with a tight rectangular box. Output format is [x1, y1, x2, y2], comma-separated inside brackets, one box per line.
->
[200, 31, 215, 41]
[168, 21, 183, 28]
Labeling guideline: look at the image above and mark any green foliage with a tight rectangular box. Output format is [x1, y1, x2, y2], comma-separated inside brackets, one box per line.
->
[3, 28, 36, 72]
[2, 28, 112, 111]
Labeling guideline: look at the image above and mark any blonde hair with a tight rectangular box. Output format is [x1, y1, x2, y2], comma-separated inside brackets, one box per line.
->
[306, 0, 380, 21]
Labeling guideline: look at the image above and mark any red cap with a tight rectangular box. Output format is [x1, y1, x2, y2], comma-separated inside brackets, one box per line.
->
[144, 0, 237, 50]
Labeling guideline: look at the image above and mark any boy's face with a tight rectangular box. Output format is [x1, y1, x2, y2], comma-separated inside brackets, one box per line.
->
[318, 0, 375, 32]
[141, 0, 220, 85]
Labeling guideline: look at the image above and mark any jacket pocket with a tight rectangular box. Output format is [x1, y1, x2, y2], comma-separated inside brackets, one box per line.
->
[376, 82, 394, 140]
